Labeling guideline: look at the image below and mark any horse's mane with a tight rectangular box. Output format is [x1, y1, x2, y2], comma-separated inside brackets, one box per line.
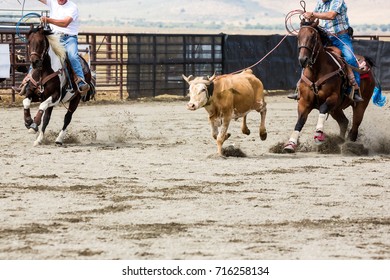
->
[301, 21, 332, 47]
[46, 34, 66, 64]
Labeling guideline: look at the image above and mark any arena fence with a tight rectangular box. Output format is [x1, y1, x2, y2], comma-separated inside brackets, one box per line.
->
[1, 28, 389, 101]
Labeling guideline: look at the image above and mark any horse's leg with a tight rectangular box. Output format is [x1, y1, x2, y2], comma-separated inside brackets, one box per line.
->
[30, 96, 60, 134]
[284, 103, 311, 153]
[34, 107, 53, 146]
[330, 109, 349, 140]
[241, 115, 250, 135]
[313, 102, 330, 145]
[55, 96, 81, 145]
[22, 97, 33, 129]
[348, 102, 369, 141]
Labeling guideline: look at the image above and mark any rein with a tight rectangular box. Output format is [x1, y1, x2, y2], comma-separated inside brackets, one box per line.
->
[298, 25, 321, 65]
[27, 30, 63, 94]
[299, 26, 344, 94]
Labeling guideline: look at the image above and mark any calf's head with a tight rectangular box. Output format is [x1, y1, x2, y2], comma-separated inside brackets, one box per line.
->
[182, 74, 215, 110]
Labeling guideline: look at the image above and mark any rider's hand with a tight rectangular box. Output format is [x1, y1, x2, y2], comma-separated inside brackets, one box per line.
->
[41, 16, 49, 24]
[303, 12, 314, 20]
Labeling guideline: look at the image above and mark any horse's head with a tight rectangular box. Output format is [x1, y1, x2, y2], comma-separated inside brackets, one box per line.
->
[27, 25, 51, 69]
[297, 19, 324, 68]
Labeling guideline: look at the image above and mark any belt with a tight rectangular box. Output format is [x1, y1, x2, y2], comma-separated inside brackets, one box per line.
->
[336, 29, 348, 35]
[56, 32, 76, 37]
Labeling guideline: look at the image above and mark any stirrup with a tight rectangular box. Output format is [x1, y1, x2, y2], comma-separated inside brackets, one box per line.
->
[75, 77, 90, 96]
[353, 90, 364, 102]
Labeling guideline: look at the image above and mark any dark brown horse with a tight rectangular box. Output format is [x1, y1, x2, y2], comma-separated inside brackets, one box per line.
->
[23, 25, 94, 146]
[284, 20, 375, 153]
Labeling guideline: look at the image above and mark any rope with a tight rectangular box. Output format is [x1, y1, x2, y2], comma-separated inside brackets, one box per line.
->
[229, 34, 289, 75]
[16, 12, 42, 42]
[284, 1, 360, 66]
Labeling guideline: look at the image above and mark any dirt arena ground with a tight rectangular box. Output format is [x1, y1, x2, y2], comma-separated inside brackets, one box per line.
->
[0, 93, 389, 260]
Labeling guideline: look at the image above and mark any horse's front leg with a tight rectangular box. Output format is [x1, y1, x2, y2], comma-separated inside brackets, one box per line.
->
[22, 97, 33, 129]
[284, 102, 311, 153]
[33, 107, 54, 146]
[314, 102, 333, 145]
[30, 95, 60, 140]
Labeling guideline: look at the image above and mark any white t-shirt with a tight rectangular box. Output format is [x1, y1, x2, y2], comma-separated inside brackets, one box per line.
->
[45, 0, 80, 35]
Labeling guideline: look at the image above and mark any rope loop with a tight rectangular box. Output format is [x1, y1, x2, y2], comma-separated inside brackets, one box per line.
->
[16, 12, 42, 42]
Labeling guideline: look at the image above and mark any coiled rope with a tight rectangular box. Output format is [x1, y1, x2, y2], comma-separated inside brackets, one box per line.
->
[15, 12, 41, 42]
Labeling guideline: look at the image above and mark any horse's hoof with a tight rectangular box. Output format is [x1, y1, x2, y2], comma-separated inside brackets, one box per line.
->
[33, 140, 41, 147]
[28, 123, 38, 134]
[55, 141, 63, 146]
[260, 131, 267, 141]
[283, 141, 297, 153]
[314, 131, 325, 145]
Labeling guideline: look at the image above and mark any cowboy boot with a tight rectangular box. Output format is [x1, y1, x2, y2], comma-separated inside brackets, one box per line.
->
[287, 88, 299, 100]
[75, 76, 90, 96]
[353, 88, 364, 103]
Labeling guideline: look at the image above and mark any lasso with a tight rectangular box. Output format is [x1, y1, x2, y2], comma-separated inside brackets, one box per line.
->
[15, 12, 42, 42]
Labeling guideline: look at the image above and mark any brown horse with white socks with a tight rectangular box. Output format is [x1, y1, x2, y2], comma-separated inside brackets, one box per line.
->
[283, 19, 375, 153]
[23, 25, 94, 146]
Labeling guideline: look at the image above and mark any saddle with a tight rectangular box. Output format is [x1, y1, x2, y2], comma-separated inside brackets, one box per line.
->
[63, 54, 96, 102]
[324, 46, 372, 99]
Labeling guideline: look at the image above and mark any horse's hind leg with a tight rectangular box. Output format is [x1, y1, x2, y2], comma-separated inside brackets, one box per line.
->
[55, 96, 81, 145]
[330, 109, 349, 140]
[349, 103, 369, 141]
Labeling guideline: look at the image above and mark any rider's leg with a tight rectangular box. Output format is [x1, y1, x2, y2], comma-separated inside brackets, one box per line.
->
[61, 35, 90, 95]
[287, 78, 301, 100]
[331, 34, 363, 102]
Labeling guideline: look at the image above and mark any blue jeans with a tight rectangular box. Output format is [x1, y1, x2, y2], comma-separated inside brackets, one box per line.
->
[329, 34, 360, 86]
[60, 35, 85, 81]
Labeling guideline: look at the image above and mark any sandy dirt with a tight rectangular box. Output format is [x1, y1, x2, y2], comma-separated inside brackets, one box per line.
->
[0, 93, 389, 260]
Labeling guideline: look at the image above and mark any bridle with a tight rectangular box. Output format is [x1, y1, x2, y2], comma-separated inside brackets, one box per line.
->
[28, 28, 49, 68]
[298, 25, 321, 66]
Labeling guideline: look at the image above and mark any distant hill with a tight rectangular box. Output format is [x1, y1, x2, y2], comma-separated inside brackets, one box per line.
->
[2, 0, 389, 34]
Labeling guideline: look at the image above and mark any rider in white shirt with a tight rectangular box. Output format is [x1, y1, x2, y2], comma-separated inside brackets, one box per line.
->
[40, 0, 89, 94]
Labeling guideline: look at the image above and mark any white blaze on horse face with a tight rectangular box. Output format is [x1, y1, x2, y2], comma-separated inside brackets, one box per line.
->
[187, 83, 208, 110]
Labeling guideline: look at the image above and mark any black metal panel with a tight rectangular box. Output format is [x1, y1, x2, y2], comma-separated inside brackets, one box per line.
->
[126, 34, 223, 98]
[223, 34, 301, 90]
[353, 39, 390, 89]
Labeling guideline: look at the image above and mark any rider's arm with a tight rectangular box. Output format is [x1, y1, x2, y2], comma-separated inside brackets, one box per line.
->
[304, 11, 338, 20]
[41, 16, 73, 28]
